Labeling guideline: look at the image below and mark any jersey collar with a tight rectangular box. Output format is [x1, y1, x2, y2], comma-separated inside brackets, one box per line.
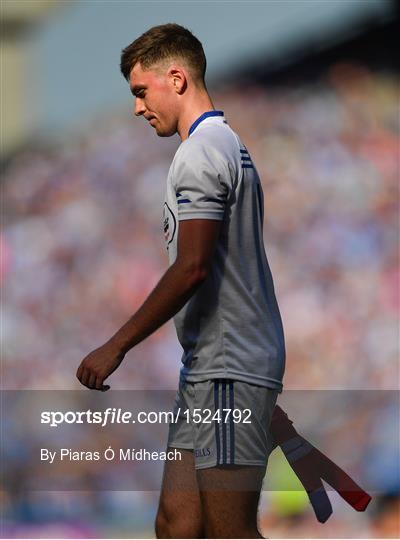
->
[188, 110, 225, 137]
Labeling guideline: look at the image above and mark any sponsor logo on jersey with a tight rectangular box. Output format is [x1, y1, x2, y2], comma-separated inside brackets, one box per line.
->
[163, 202, 176, 249]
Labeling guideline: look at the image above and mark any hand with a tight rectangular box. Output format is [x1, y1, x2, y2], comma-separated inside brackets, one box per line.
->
[76, 340, 125, 391]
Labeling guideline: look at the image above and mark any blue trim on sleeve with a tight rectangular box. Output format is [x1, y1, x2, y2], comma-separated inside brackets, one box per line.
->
[188, 110, 225, 137]
[177, 199, 191, 204]
[205, 197, 224, 204]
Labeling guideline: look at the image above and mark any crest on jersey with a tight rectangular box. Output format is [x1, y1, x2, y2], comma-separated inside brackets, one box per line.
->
[163, 202, 176, 249]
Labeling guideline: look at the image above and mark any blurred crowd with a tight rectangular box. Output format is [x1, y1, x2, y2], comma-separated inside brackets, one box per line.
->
[2, 63, 399, 537]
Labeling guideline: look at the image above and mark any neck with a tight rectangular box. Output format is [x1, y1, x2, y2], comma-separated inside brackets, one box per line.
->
[177, 90, 215, 141]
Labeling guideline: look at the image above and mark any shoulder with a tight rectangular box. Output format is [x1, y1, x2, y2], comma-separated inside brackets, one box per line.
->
[175, 124, 241, 169]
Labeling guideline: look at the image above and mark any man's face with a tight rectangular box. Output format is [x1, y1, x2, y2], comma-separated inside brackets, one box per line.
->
[129, 62, 179, 137]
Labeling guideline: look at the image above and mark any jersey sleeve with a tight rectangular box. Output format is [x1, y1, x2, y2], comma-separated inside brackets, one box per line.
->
[172, 141, 233, 221]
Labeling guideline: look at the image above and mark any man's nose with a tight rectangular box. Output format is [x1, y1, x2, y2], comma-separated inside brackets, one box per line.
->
[134, 98, 145, 117]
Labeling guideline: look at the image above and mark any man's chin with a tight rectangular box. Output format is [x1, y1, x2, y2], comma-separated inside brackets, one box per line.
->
[155, 127, 175, 137]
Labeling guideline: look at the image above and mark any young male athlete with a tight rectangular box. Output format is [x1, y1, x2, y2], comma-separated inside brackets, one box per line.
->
[77, 24, 286, 538]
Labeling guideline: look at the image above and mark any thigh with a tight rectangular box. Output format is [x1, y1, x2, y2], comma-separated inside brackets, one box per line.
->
[197, 465, 266, 538]
[156, 448, 203, 537]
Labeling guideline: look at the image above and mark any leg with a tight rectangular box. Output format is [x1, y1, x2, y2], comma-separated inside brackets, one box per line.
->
[155, 447, 204, 538]
[197, 465, 266, 538]
[189, 380, 277, 537]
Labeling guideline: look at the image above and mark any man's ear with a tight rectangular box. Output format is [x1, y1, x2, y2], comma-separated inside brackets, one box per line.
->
[168, 66, 187, 94]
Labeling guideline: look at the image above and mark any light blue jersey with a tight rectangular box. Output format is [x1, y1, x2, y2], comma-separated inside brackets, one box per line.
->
[163, 111, 285, 392]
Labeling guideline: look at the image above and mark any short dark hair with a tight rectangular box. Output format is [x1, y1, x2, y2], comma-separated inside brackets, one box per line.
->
[120, 23, 207, 85]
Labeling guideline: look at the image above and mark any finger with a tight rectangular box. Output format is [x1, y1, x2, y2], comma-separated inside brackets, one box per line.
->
[88, 372, 97, 389]
[80, 368, 90, 388]
[76, 363, 83, 381]
[95, 375, 110, 392]
[95, 376, 105, 391]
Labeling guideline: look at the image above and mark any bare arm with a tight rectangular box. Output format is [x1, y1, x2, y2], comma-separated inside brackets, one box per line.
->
[76, 219, 222, 390]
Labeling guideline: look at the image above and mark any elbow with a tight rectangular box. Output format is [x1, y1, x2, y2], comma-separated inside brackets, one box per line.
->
[176, 260, 209, 288]
[190, 266, 209, 287]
